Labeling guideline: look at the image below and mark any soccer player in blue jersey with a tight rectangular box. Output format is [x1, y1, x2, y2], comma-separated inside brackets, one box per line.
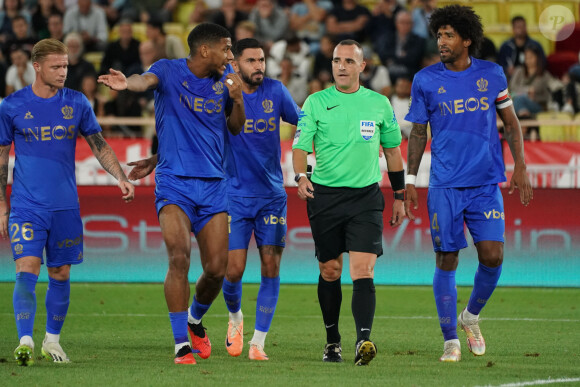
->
[0, 38, 135, 366]
[221, 38, 300, 361]
[98, 23, 246, 365]
[404, 5, 533, 362]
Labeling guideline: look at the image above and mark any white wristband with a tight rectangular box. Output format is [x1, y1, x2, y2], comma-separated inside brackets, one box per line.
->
[406, 174, 417, 186]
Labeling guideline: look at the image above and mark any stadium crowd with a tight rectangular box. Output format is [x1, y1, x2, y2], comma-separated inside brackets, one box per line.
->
[0, 0, 577, 140]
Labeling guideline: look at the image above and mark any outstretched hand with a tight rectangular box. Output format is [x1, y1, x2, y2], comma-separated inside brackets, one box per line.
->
[127, 157, 156, 180]
[97, 68, 128, 91]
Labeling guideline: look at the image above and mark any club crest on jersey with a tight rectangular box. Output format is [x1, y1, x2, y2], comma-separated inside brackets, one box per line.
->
[62, 106, 73, 119]
[438, 86, 446, 94]
[477, 78, 488, 92]
[14, 243, 23, 255]
[262, 99, 273, 113]
[24, 111, 33, 119]
[360, 120, 375, 140]
[212, 81, 225, 95]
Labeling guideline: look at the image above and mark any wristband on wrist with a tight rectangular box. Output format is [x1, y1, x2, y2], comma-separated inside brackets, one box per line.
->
[406, 174, 417, 186]
[388, 170, 405, 191]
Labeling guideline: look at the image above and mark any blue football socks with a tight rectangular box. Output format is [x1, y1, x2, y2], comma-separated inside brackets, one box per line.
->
[433, 267, 458, 341]
[222, 278, 242, 314]
[13, 272, 38, 340]
[255, 276, 280, 332]
[45, 277, 70, 335]
[168, 311, 189, 345]
[189, 296, 211, 322]
[467, 263, 502, 315]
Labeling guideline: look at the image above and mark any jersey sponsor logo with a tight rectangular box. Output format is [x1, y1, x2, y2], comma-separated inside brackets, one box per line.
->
[243, 117, 277, 133]
[24, 111, 33, 119]
[212, 81, 225, 95]
[438, 86, 446, 94]
[262, 99, 273, 113]
[179, 94, 224, 114]
[484, 209, 504, 220]
[57, 236, 82, 249]
[360, 120, 375, 140]
[438, 97, 489, 116]
[292, 129, 301, 146]
[61, 105, 73, 119]
[477, 78, 488, 92]
[326, 105, 339, 110]
[263, 214, 286, 225]
[22, 125, 76, 142]
[14, 243, 23, 255]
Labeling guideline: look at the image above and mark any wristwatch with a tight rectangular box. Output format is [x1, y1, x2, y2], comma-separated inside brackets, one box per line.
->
[393, 190, 406, 201]
[294, 173, 307, 183]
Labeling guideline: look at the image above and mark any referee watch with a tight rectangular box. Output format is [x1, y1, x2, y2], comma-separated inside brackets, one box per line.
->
[294, 173, 307, 183]
[393, 190, 407, 201]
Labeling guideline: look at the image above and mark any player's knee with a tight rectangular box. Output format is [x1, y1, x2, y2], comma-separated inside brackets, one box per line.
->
[47, 265, 71, 281]
[480, 251, 503, 267]
[167, 252, 190, 273]
[319, 263, 341, 281]
[260, 259, 280, 278]
[350, 265, 374, 281]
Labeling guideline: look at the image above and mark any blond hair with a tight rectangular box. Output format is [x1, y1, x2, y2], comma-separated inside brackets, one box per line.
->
[31, 39, 68, 63]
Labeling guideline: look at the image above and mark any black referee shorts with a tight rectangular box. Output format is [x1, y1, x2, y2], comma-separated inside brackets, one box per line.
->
[306, 182, 385, 262]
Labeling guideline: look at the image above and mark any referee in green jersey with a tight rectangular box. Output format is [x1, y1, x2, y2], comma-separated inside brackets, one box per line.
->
[292, 40, 407, 366]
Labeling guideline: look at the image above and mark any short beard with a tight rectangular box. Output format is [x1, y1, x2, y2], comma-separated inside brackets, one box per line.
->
[241, 72, 263, 87]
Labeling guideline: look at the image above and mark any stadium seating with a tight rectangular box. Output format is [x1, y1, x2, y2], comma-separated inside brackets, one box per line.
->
[174, 1, 197, 26]
[537, 111, 573, 141]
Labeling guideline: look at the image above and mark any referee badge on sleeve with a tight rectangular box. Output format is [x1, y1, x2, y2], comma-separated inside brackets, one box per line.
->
[360, 120, 375, 141]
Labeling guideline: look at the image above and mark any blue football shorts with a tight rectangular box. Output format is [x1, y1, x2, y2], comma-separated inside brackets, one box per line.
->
[155, 174, 228, 235]
[228, 194, 287, 250]
[427, 184, 505, 252]
[8, 207, 83, 267]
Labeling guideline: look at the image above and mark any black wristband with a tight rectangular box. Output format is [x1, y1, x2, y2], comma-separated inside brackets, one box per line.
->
[388, 170, 405, 191]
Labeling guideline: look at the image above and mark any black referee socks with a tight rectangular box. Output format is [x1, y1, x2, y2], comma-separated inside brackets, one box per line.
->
[318, 275, 342, 344]
[352, 278, 376, 342]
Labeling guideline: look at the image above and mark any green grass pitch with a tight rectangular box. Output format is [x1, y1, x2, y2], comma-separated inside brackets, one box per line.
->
[1, 283, 579, 386]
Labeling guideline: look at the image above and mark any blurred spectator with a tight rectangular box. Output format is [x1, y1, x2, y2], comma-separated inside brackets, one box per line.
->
[210, 0, 248, 38]
[266, 34, 310, 80]
[63, 0, 108, 51]
[274, 56, 308, 105]
[31, 0, 61, 40]
[310, 33, 334, 87]
[145, 17, 186, 61]
[2, 14, 35, 62]
[498, 16, 546, 80]
[129, 0, 178, 24]
[289, 0, 332, 53]
[380, 10, 424, 83]
[94, 0, 134, 27]
[369, 0, 403, 49]
[389, 75, 412, 138]
[100, 18, 140, 75]
[47, 11, 64, 40]
[80, 74, 105, 115]
[0, 0, 32, 45]
[5, 45, 34, 95]
[360, 46, 391, 96]
[248, 0, 289, 50]
[411, 0, 436, 39]
[63, 31, 97, 90]
[234, 19, 256, 41]
[476, 36, 497, 63]
[509, 44, 553, 118]
[103, 88, 143, 137]
[325, 0, 370, 43]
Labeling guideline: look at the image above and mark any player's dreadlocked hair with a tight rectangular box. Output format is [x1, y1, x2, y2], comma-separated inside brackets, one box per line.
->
[428, 5, 483, 57]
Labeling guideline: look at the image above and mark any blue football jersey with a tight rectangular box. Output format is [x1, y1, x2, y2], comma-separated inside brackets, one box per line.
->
[406, 58, 512, 188]
[0, 86, 101, 210]
[147, 59, 234, 178]
[224, 78, 300, 197]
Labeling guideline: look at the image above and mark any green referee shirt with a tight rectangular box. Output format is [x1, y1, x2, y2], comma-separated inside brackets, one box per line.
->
[292, 86, 402, 188]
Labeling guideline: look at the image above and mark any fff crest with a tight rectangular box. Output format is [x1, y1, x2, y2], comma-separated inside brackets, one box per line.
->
[212, 82, 225, 95]
[477, 78, 488, 92]
[62, 105, 73, 119]
[262, 99, 273, 113]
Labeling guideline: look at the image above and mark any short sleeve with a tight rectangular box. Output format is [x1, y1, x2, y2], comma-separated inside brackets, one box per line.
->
[292, 95, 316, 153]
[279, 83, 300, 125]
[380, 97, 402, 148]
[0, 100, 14, 145]
[78, 94, 102, 137]
[405, 73, 429, 124]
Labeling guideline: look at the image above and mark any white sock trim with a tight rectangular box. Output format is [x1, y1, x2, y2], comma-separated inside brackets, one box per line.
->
[187, 309, 201, 325]
[463, 308, 479, 321]
[175, 341, 190, 354]
[445, 339, 461, 348]
[45, 332, 60, 344]
[251, 330, 267, 347]
[20, 335, 34, 348]
[229, 310, 243, 323]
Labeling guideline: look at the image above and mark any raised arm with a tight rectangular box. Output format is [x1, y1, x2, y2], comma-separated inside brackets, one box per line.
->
[497, 105, 533, 206]
[405, 122, 428, 219]
[85, 132, 135, 202]
[224, 73, 246, 135]
[0, 144, 10, 238]
[98, 69, 159, 93]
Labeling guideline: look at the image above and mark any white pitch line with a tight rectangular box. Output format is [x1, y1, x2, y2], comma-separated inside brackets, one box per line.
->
[475, 377, 580, 387]
[0, 312, 577, 322]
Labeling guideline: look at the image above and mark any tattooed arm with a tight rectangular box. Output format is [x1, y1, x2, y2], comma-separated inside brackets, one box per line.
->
[497, 104, 533, 206]
[0, 144, 11, 238]
[404, 123, 428, 219]
[85, 132, 135, 202]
